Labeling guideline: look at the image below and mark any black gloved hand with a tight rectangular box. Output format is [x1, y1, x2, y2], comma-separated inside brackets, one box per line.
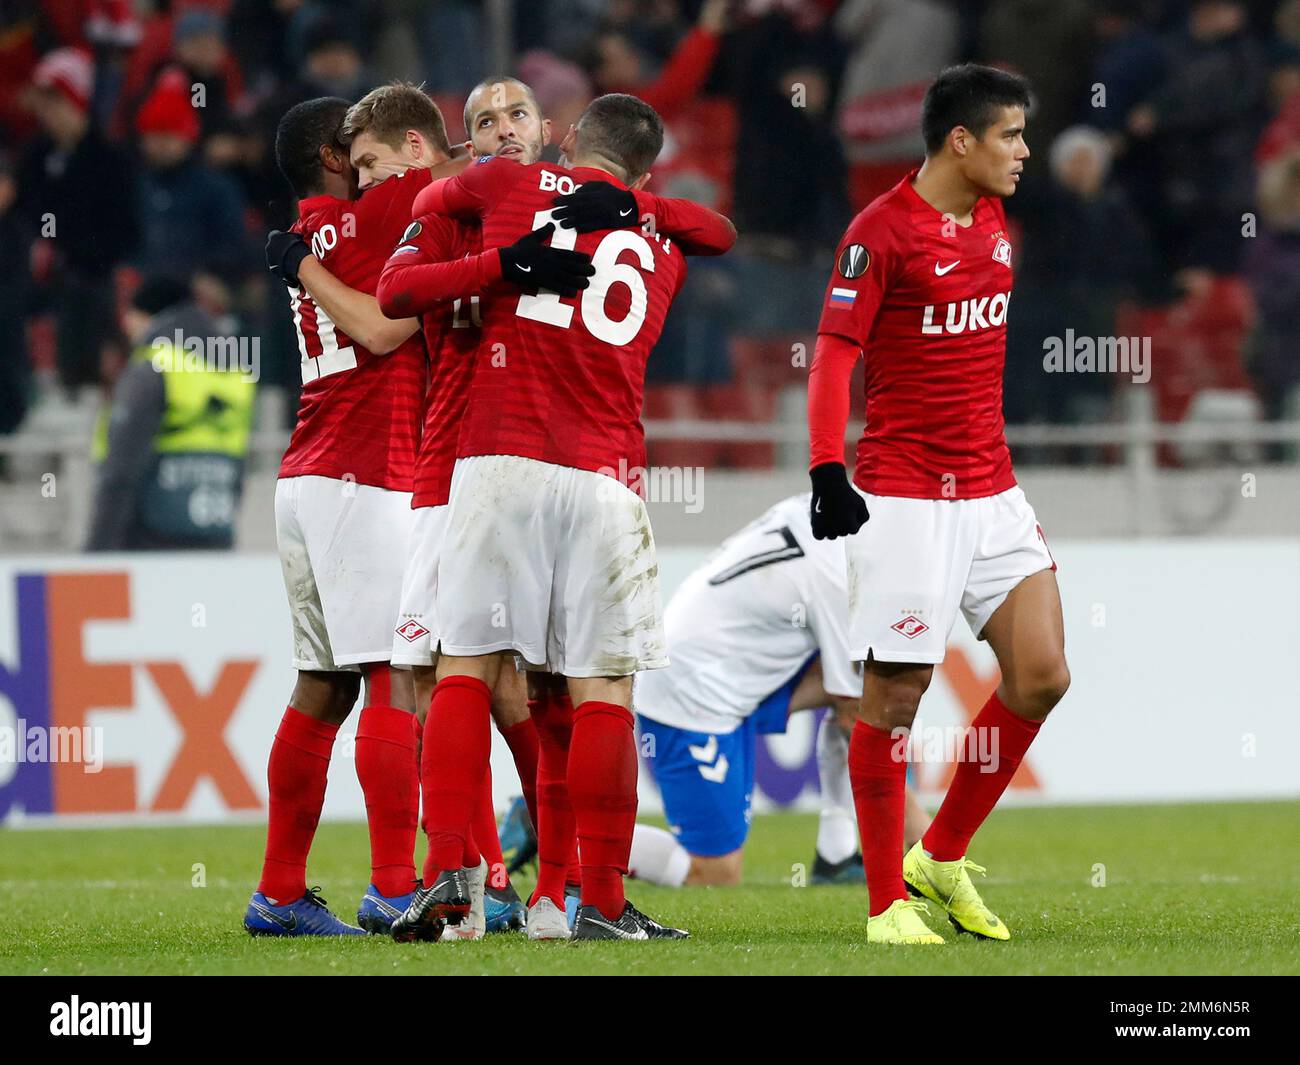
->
[810, 462, 869, 540]
[550, 180, 639, 233]
[497, 223, 596, 296]
[266, 230, 311, 288]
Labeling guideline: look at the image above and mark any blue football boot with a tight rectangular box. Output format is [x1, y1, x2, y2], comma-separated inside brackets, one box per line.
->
[357, 881, 420, 934]
[485, 881, 526, 933]
[244, 886, 365, 936]
[564, 883, 581, 930]
[499, 796, 537, 874]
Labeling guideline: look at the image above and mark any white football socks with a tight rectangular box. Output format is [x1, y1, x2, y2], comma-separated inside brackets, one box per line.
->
[815, 714, 859, 864]
[628, 823, 692, 887]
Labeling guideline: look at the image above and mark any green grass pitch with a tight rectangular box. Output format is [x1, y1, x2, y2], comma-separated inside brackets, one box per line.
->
[2, 801, 1297, 975]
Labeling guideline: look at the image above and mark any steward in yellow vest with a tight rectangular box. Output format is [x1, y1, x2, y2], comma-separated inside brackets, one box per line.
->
[87, 278, 254, 550]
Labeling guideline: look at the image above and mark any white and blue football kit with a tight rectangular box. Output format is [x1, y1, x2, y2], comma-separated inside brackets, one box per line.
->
[635, 495, 860, 856]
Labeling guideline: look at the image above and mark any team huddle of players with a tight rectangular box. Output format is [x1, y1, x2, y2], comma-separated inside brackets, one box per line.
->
[245, 61, 1070, 948]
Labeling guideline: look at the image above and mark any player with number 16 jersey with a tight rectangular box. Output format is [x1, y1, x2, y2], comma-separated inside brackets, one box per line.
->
[419, 155, 687, 481]
[411, 93, 735, 943]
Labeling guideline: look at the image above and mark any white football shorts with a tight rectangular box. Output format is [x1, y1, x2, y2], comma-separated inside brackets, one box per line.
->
[845, 484, 1055, 664]
[390, 503, 450, 668]
[436, 454, 667, 677]
[274, 474, 413, 671]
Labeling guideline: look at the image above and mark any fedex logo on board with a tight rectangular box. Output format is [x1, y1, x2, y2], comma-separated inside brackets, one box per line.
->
[0, 571, 261, 819]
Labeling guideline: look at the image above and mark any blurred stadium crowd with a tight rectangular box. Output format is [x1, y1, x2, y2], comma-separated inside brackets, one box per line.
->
[2, 0, 1299, 460]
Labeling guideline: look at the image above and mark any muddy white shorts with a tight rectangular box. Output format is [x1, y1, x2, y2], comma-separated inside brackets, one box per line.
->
[845, 484, 1055, 664]
[274, 475, 413, 671]
[436, 454, 668, 677]
[391, 503, 450, 668]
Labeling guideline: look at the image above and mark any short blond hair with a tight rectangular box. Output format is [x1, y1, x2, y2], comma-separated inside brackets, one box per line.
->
[340, 82, 451, 155]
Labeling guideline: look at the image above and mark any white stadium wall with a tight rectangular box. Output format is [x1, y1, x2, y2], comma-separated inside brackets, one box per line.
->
[1, 541, 1298, 826]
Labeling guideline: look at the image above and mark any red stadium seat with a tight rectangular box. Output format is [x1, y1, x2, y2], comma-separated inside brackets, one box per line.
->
[702, 383, 777, 469]
[1115, 275, 1257, 466]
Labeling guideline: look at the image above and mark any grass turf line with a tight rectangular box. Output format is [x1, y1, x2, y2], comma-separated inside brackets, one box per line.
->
[1, 801, 1297, 975]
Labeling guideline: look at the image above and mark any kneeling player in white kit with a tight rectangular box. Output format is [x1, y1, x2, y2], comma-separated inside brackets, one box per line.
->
[630, 494, 930, 889]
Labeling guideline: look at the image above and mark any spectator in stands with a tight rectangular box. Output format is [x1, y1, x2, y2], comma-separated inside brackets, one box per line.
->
[86, 276, 254, 552]
[515, 49, 593, 163]
[160, 8, 246, 141]
[726, 3, 850, 339]
[1126, 0, 1268, 271]
[101, 6, 246, 143]
[84, 0, 144, 134]
[0, 155, 33, 434]
[834, 0, 959, 210]
[1256, 41, 1300, 163]
[979, 0, 1096, 180]
[1086, 0, 1167, 135]
[1005, 126, 1156, 426]
[134, 72, 250, 280]
[1245, 147, 1300, 422]
[580, 0, 728, 121]
[1083, 1, 1167, 235]
[252, 16, 374, 227]
[17, 46, 139, 393]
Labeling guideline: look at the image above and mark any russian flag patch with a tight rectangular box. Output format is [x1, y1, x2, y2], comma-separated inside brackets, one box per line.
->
[829, 287, 856, 308]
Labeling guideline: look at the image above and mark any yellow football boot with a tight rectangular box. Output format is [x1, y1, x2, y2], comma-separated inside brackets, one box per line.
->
[865, 898, 946, 945]
[902, 841, 1010, 940]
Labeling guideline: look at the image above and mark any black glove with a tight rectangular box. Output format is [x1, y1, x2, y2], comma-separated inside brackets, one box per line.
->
[551, 180, 639, 233]
[498, 223, 595, 296]
[810, 462, 869, 540]
[266, 230, 311, 288]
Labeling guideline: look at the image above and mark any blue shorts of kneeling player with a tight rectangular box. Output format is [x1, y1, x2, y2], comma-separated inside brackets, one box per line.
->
[637, 658, 815, 857]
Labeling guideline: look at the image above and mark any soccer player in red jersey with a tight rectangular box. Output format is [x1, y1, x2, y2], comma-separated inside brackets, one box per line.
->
[806, 65, 1070, 944]
[243, 95, 461, 937]
[352, 78, 592, 938]
[378, 80, 734, 941]
[386, 93, 735, 942]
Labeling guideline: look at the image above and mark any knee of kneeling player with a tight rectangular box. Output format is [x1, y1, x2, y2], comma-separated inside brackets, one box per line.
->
[687, 853, 743, 886]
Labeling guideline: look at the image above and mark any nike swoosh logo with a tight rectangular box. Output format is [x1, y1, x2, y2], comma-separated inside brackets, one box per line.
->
[934, 261, 960, 275]
[585, 915, 644, 939]
[619, 208, 633, 217]
[252, 903, 297, 931]
[364, 896, 403, 918]
[517, 265, 531, 273]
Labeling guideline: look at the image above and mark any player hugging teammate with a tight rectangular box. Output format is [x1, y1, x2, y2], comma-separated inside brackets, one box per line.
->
[248, 76, 735, 942]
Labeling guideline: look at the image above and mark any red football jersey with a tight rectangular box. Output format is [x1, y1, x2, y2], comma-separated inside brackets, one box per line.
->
[380, 213, 485, 508]
[816, 171, 1016, 500]
[279, 167, 432, 491]
[424, 158, 689, 480]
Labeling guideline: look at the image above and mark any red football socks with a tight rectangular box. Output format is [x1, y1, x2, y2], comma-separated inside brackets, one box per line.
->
[848, 720, 908, 917]
[470, 764, 508, 889]
[529, 692, 578, 909]
[355, 704, 419, 897]
[420, 674, 492, 874]
[567, 700, 638, 921]
[499, 716, 540, 834]
[257, 707, 338, 905]
[924, 691, 1042, 862]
